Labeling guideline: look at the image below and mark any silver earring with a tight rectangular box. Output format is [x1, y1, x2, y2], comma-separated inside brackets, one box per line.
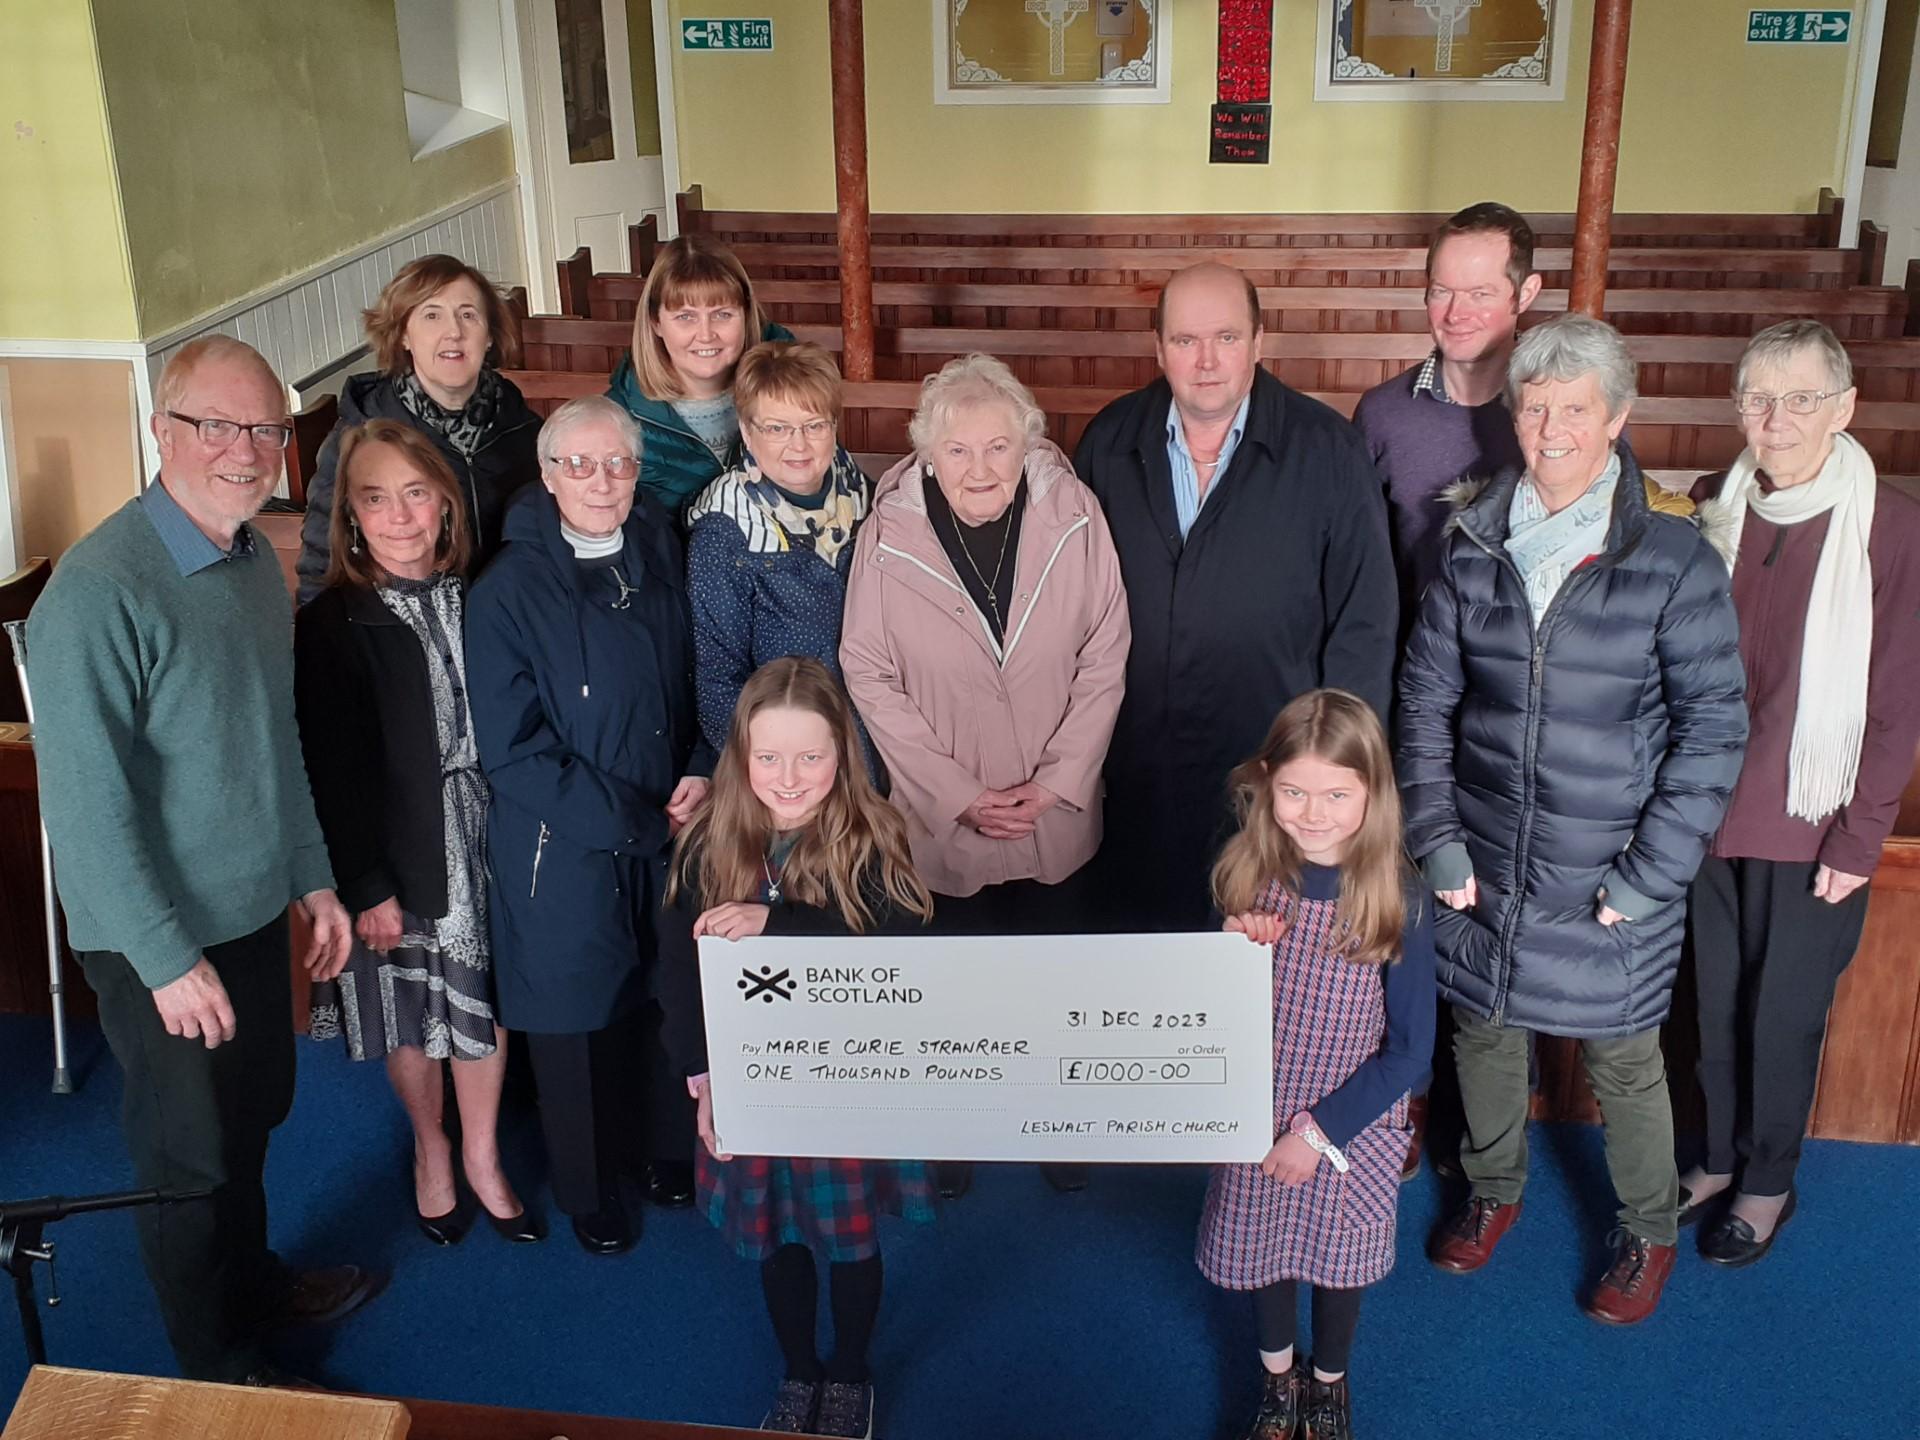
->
[349, 517, 361, 555]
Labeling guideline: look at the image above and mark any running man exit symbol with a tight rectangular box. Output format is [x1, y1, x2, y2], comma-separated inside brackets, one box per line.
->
[739, 965, 796, 1002]
[681, 18, 774, 51]
[1746, 10, 1852, 43]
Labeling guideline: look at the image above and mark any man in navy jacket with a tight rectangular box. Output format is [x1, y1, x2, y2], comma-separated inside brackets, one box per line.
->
[1074, 264, 1398, 932]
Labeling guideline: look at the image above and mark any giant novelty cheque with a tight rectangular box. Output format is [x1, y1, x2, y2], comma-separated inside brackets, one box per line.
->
[700, 932, 1275, 1163]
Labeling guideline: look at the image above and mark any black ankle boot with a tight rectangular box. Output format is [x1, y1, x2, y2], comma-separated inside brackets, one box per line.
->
[1239, 1365, 1302, 1439]
[1302, 1369, 1352, 1440]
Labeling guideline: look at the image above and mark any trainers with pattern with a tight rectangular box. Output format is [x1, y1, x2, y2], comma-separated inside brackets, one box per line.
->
[814, 1379, 875, 1438]
[759, 1378, 818, 1432]
[1239, 1364, 1302, 1439]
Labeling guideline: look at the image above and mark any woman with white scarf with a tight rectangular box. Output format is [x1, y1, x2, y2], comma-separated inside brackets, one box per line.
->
[1684, 320, 1920, 1266]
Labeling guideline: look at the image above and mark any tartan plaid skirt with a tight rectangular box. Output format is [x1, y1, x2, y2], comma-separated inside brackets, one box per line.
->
[697, 1151, 937, 1262]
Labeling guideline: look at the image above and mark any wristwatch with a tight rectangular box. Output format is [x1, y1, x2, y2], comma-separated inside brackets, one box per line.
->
[1288, 1111, 1350, 1174]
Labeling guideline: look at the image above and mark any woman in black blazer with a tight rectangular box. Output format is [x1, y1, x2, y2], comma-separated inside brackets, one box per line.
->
[294, 417, 542, 1246]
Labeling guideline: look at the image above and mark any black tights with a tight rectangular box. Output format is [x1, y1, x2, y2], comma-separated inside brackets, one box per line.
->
[760, 1245, 883, 1384]
[1252, 1280, 1365, 1377]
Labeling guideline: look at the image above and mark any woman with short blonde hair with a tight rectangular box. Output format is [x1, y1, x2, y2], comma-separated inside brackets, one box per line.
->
[685, 341, 872, 761]
[608, 235, 793, 524]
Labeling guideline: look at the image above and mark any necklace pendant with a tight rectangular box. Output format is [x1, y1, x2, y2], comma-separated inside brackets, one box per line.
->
[767, 883, 780, 903]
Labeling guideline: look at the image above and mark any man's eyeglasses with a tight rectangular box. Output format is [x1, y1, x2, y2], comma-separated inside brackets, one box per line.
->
[1733, 390, 1844, 417]
[553, 454, 640, 480]
[166, 411, 293, 450]
[751, 418, 835, 443]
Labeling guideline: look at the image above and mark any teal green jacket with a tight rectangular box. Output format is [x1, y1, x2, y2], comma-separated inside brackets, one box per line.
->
[605, 320, 795, 524]
[27, 488, 334, 987]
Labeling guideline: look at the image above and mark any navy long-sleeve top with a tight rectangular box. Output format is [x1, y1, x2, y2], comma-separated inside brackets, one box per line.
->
[1295, 861, 1438, 1150]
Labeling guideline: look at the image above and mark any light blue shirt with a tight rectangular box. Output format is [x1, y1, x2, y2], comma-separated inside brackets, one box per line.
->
[140, 477, 256, 576]
[1166, 393, 1251, 539]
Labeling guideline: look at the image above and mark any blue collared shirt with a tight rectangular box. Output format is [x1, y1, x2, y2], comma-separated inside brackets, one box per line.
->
[140, 478, 256, 576]
[1166, 393, 1251, 539]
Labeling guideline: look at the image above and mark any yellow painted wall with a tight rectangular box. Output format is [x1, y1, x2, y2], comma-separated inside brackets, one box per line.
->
[669, 0, 1851, 215]
[0, 1, 138, 341]
[90, 0, 516, 339]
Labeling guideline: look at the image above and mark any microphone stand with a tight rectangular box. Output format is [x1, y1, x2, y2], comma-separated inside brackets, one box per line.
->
[1, 1188, 209, 1367]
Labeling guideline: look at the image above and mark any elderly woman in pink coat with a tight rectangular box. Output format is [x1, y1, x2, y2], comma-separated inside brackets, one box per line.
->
[841, 353, 1131, 1196]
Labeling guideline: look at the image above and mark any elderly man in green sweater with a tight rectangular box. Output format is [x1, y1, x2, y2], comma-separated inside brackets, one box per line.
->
[27, 336, 378, 1385]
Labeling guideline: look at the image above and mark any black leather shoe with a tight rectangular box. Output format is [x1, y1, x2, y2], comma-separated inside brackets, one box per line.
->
[417, 1200, 472, 1247]
[1700, 1189, 1795, 1267]
[571, 1206, 635, 1255]
[1677, 1180, 1730, 1229]
[645, 1160, 695, 1208]
[486, 1206, 548, 1243]
[269, 1265, 385, 1328]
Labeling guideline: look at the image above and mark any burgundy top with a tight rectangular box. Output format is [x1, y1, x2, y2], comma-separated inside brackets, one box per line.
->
[1691, 471, 1920, 876]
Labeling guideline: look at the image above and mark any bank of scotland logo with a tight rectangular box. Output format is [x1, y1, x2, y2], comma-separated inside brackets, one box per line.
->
[739, 966, 796, 1003]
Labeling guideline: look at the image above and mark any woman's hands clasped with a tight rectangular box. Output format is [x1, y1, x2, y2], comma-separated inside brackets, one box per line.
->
[961, 781, 1062, 840]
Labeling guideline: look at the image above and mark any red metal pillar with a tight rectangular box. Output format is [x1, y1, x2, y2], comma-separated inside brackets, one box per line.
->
[1569, 0, 1634, 319]
[828, 0, 875, 381]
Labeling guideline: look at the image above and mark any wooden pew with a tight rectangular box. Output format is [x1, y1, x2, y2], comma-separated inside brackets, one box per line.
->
[512, 307, 1920, 403]
[564, 268, 1910, 340]
[673, 241, 1872, 292]
[676, 183, 1848, 250]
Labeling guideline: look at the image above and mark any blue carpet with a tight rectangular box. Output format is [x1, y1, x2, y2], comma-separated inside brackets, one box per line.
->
[2, 1013, 1915, 1438]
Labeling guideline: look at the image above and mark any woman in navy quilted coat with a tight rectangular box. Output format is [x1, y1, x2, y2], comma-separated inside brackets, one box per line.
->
[1396, 315, 1746, 1327]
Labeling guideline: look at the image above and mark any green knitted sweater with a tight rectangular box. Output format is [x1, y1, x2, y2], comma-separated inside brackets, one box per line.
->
[27, 495, 333, 987]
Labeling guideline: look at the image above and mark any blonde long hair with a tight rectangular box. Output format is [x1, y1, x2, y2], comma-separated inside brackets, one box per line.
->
[1210, 689, 1408, 966]
[629, 236, 766, 401]
[668, 658, 931, 932]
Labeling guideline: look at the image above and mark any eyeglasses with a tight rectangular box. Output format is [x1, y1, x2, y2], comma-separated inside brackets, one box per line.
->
[751, 418, 835, 444]
[166, 410, 293, 450]
[553, 454, 640, 480]
[1733, 390, 1844, 417]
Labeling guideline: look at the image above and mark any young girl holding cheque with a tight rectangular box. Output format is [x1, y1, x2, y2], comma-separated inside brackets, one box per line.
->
[659, 656, 934, 1438]
[1198, 690, 1436, 1440]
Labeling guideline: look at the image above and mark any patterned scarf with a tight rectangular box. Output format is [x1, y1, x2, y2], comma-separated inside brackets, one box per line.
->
[740, 450, 868, 569]
[1505, 451, 1621, 623]
[396, 366, 501, 460]
[376, 571, 490, 976]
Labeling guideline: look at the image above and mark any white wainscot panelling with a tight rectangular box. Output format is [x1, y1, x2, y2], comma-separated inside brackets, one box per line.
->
[146, 182, 525, 405]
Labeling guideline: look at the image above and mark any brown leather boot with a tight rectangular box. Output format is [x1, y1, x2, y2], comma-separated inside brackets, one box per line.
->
[1427, 1196, 1521, 1273]
[1583, 1231, 1677, 1326]
[1398, 1095, 1427, 1182]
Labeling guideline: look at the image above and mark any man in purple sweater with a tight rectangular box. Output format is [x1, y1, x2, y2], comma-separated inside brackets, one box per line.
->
[1353, 203, 1539, 1183]
[1353, 202, 1540, 630]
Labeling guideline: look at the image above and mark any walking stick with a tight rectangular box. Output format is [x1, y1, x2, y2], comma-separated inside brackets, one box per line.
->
[4, 619, 74, 1094]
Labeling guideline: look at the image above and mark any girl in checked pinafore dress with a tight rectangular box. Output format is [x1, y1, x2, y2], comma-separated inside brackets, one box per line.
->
[1198, 690, 1436, 1440]
[656, 657, 935, 1439]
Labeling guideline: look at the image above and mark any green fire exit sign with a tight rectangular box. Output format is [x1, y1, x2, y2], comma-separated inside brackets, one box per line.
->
[681, 18, 773, 51]
[1747, 10, 1852, 42]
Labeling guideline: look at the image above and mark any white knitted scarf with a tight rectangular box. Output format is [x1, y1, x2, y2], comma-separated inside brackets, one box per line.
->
[1700, 430, 1876, 823]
